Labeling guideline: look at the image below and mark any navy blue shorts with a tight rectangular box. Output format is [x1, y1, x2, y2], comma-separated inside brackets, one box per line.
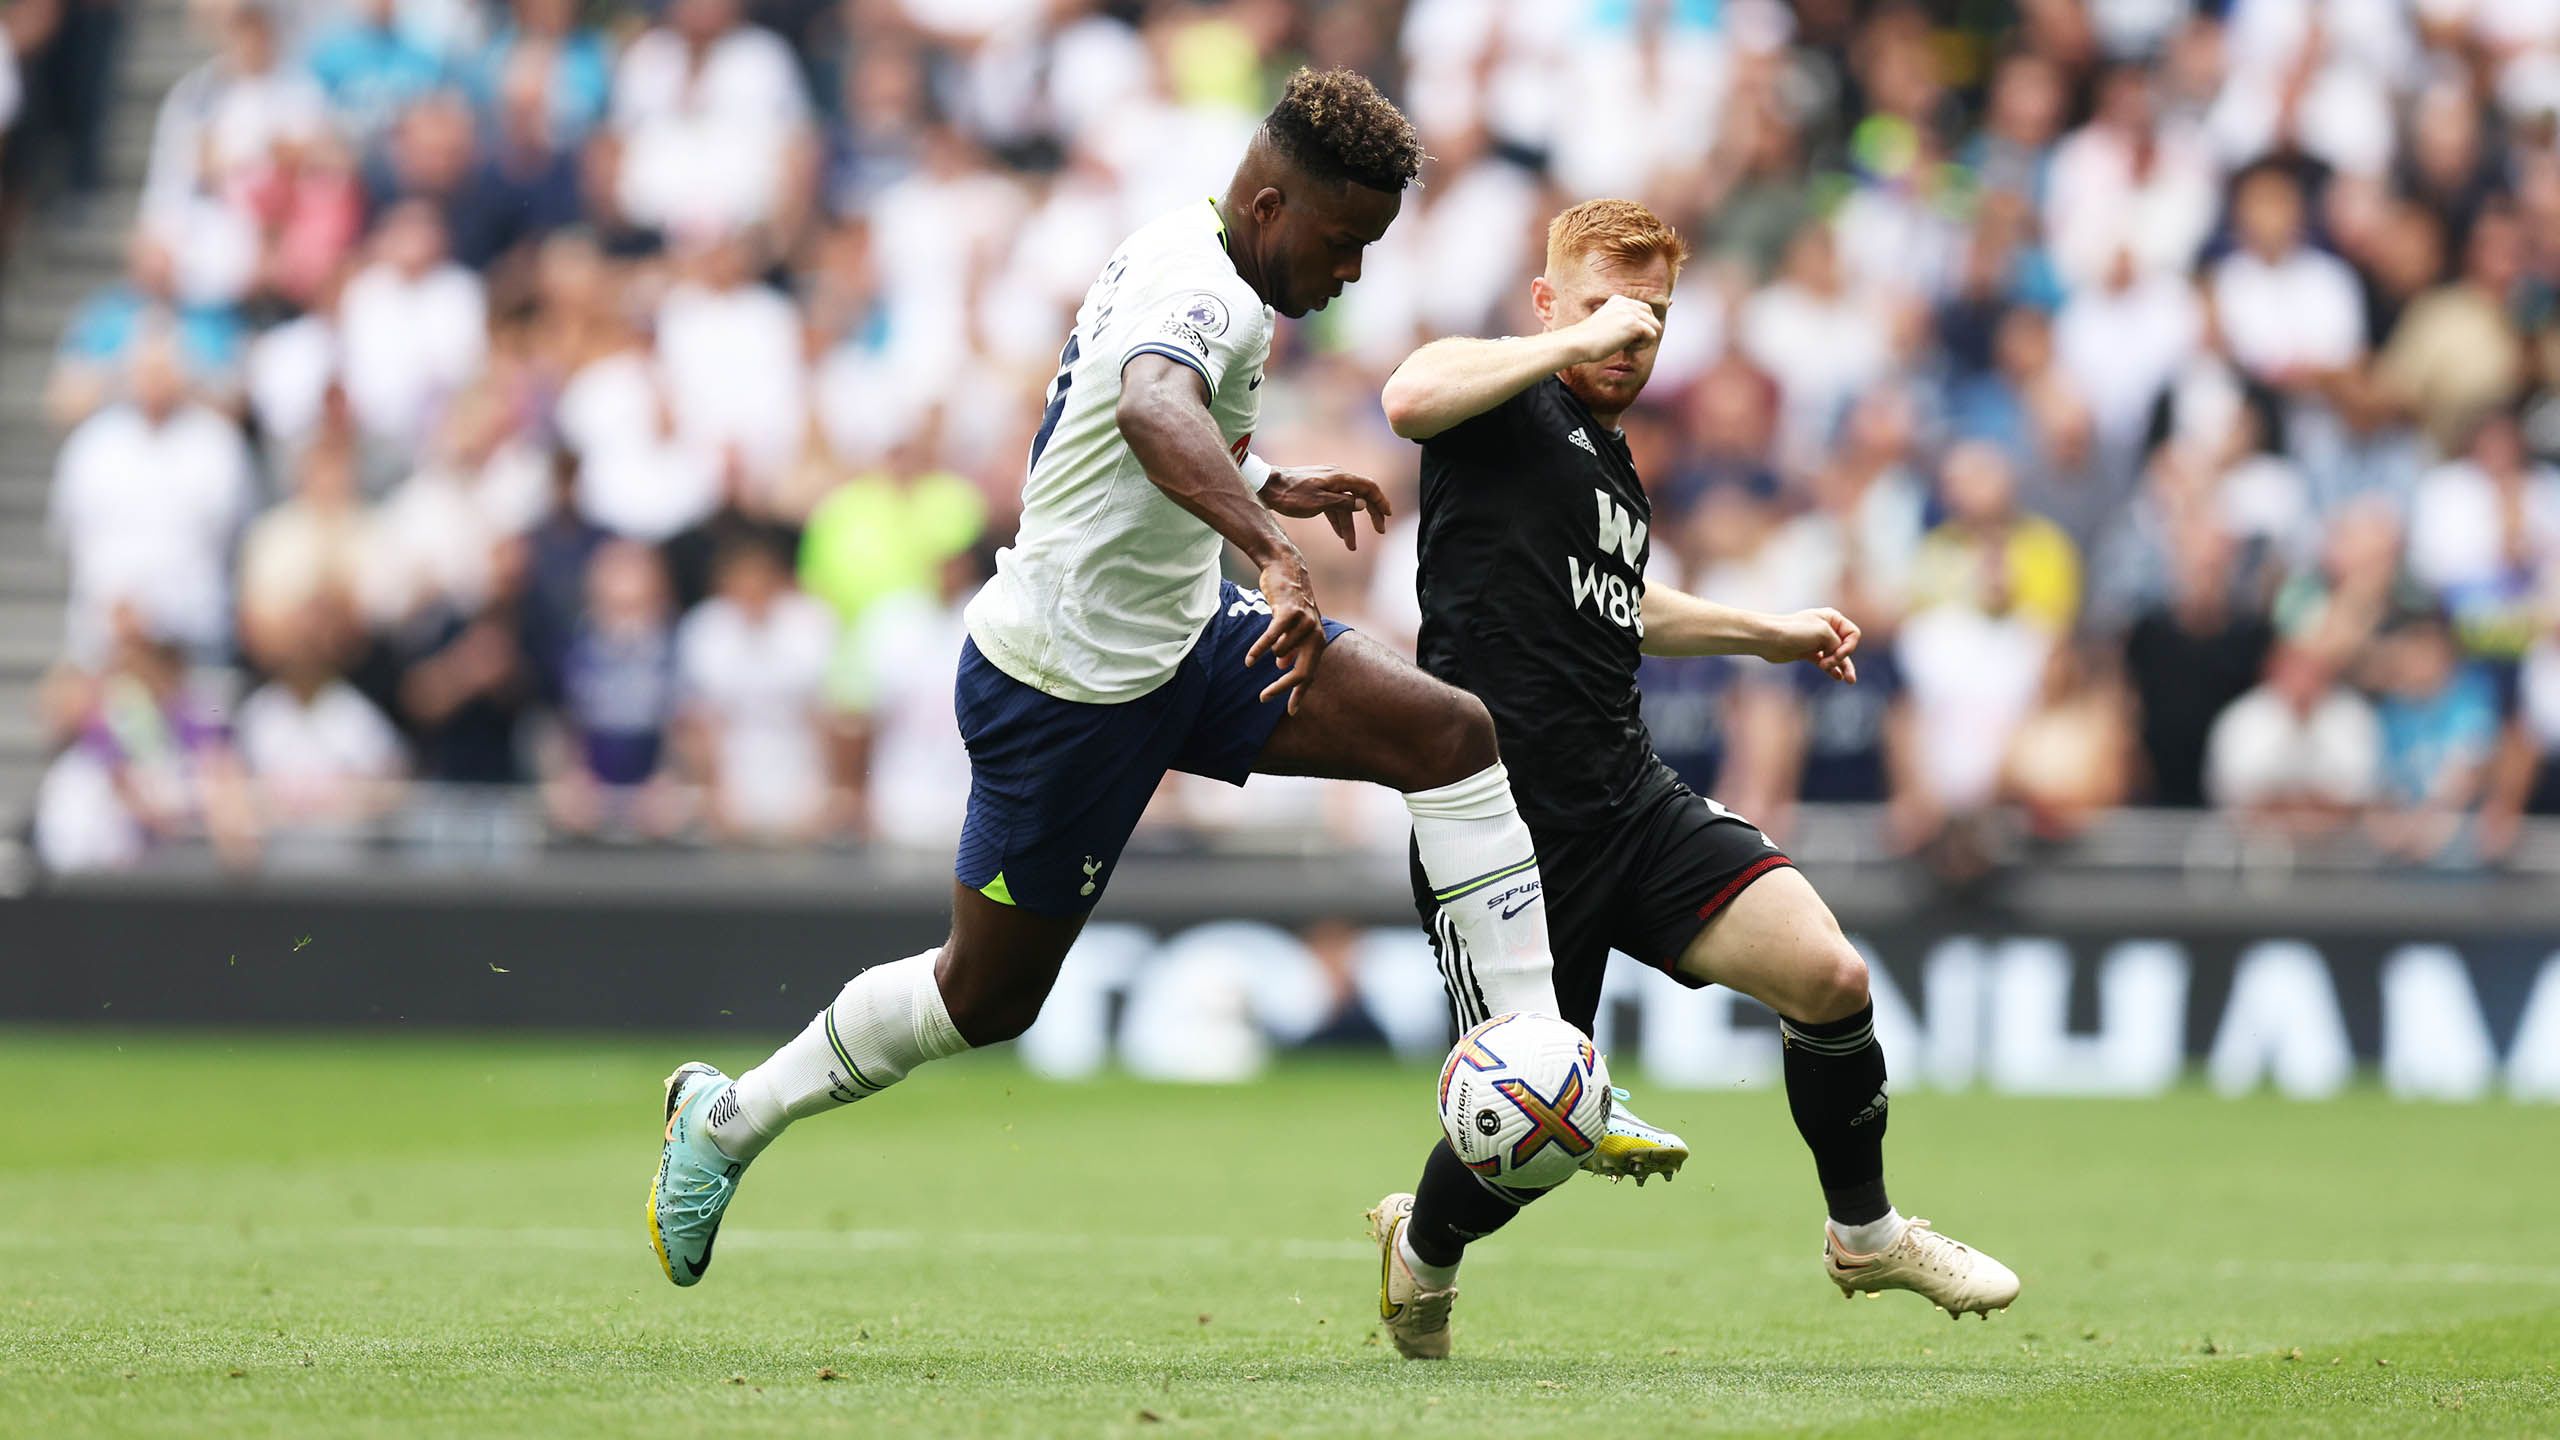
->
[954, 580, 1351, 915]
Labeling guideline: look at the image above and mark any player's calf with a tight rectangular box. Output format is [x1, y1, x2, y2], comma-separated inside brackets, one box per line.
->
[701, 949, 972, 1163]
[650, 950, 977, 1284]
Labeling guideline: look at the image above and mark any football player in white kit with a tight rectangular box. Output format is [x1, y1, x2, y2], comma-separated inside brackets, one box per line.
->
[647, 69, 1693, 1290]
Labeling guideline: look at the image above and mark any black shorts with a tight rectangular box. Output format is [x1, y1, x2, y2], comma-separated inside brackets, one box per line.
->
[1408, 762, 1794, 1035]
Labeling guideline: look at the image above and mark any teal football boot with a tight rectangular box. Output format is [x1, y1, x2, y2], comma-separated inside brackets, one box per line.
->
[648, 1062, 749, 1287]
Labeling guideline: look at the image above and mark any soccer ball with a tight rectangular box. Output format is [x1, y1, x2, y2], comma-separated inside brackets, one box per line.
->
[1435, 1012, 1612, 1191]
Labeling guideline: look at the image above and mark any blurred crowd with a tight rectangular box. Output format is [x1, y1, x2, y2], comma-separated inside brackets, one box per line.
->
[18, 0, 2560, 874]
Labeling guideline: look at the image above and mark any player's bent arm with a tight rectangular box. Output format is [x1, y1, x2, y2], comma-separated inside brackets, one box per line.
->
[1640, 587, 1783, 658]
[1642, 587, 1861, 682]
[1116, 353, 1295, 567]
[1381, 330, 1592, 439]
[1384, 296, 1662, 440]
[1118, 352, 1329, 706]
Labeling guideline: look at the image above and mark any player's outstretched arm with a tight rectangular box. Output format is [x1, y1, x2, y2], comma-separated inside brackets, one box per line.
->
[1381, 296, 1662, 440]
[1641, 586, 1860, 684]
[1116, 352, 1327, 710]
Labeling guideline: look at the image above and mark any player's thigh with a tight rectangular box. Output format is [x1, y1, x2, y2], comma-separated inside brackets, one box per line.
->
[1250, 631, 1496, 792]
[937, 880, 1091, 1048]
[1671, 865, 1869, 1024]
[949, 637, 1184, 1043]
[954, 635, 1197, 905]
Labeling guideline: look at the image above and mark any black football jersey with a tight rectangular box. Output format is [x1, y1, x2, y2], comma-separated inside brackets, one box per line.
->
[1413, 376, 1672, 831]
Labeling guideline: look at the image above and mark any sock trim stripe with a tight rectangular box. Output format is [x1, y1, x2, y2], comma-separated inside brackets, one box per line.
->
[1780, 1032, 1874, 1056]
[1430, 912, 1453, 1027]
[822, 1005, 888, 1094]
[1440, 913, 1467, 1029]
[1779, 1018, 1876, 1055]
[1433, 911, 1471, 1028]
[1432, 854, 1539, 904]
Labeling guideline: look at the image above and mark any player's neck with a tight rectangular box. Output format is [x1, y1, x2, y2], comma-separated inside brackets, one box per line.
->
[1559, 374, 1628, 433]
[1214, 195, 1273, 308]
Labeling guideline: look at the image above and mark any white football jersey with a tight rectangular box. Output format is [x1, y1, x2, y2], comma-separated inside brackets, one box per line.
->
[965, 200, 1273, 702]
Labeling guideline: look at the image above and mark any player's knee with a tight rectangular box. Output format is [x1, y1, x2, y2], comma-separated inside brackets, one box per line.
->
[1795, 942, 1871, 1024]
[932, 942, 1049, 1047]
[1417, 689, 1500, 788]
[939, 980, 1043, 1048]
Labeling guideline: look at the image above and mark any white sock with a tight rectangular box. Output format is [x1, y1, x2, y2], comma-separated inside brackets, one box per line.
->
[1829, 1209, 1908, 1257]
[1398, 1229, 1460, 1291]
[1407, 763, 1561, 1023]
[707, 951, 968, 1162]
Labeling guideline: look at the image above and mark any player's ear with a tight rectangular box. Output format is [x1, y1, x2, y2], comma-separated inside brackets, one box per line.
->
[1530, 276, 1556, 327]
[1251, 185, 1285, 225]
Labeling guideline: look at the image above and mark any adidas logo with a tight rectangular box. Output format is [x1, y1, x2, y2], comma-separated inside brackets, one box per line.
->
[1566, 427, 1597, 455]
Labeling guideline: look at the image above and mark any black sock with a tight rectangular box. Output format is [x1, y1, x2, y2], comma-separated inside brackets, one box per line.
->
[1779, 1002, 1892, 1227]
[1403, 1139, 1541, 1268]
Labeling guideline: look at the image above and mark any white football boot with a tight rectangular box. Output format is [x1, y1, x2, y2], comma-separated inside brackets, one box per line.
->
[1579, 1086, 1689, 1184]
[1825, 1217, 2021, 1317]
[1365, 1193, 1457, 1360]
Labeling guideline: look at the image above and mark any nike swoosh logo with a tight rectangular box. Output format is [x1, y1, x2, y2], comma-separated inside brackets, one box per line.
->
[684, 1234, 715, 1277]
[1500, 899, 1537, 919]
[1249, 374, 1262, 390]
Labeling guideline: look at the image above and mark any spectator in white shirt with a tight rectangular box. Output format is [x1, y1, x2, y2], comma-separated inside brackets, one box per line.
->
[2056, 245, 2203, 458]
[2214, 159, 2408, 507]
[143, 0, 325, 209]
[1738, 225, 1890, 476]
[374, 387, 551, 623]
[607, 0, 816, 241]
[2210, 162, 2367, 391]
[1770, 384, 1931, 628]
[558, 337, 723, 544]
[836, 546, 980, 848]
[49, 333, 254, 662]
[1893, 569, 2055, 848]
[675, 535, 841, 841]
[2406, 410, 2560, 680]
[2044, 64, 2219, 291]
[2205, 641, 2384, 832]
[245, 263, 343, 465]
[654, 230, 806, 499]
[234, 590, 408, 846]
[2209, 0, 2411, 178]
[2409, 411, 2560, 591]
[338, 201, 488, 452]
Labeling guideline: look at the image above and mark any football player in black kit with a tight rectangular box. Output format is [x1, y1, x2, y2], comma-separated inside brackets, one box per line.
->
[1363, 200, 2020, 1358]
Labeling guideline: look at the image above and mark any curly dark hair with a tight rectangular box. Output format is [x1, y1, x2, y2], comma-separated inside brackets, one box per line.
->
[1261, 67, 1424, 193]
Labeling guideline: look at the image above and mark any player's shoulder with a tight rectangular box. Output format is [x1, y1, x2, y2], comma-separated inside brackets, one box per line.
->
[1120, 204, 1267, 323]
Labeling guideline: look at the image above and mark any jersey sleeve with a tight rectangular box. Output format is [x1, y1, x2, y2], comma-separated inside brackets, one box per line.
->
[1118, 270, 1267, 397]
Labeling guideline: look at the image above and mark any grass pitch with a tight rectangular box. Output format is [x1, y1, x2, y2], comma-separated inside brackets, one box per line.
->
[8, 1032, 2557, 1438]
